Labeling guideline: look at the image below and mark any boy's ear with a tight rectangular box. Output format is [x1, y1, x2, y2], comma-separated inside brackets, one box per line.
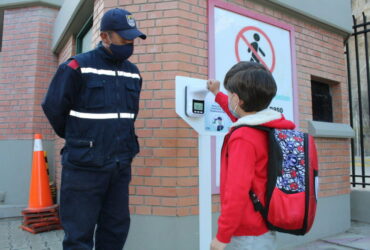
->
[235, 93, 242, 105]
[235, 94, 245, 109]
[239, 99, 244, 107]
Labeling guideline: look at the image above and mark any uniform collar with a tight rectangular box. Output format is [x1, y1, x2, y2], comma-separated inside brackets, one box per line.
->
[97, 41, 125, 64]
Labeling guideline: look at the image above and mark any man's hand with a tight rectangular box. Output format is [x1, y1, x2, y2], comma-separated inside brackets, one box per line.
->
[207, 79, 220, 96]
[210, 237, 227, 250]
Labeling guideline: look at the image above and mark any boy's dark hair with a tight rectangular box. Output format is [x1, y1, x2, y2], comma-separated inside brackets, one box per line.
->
[224, 61, 277, 112]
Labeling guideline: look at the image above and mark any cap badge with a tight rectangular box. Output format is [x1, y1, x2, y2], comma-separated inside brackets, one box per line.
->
[126, 15, 136, 27]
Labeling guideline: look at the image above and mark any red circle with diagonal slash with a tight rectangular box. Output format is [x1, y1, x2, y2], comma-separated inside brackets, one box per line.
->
[235, 26, 276, 73]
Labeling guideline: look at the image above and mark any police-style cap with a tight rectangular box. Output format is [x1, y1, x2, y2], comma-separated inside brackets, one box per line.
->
[100, 8, 146, 40]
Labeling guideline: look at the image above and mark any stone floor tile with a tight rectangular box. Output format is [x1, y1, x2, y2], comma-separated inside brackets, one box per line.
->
[348, 222, 370, 236]
[0, 242, 12, 250]
[323, 232, 368, 245]
[287, 240, 355, 250]
[45, 243, 63, 250]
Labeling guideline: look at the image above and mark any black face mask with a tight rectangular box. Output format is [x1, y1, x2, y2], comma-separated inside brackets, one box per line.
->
[109, 43, 134, 61]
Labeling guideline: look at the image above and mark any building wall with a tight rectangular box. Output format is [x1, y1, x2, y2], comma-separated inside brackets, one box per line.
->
[117, 0, 351, 216]
[0, 6, 58, 140]
[30, 0, 351, 219]
[0, 0, 352, 248]
[0, 5, 59, 215]
[81, 1, 350, 248]
[129, 1, 350, 248]
[52, 36, 76, 191]
[124, 0, 207, 217]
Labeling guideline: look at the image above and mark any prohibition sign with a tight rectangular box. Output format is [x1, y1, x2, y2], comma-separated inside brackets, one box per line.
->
[235, 26, 276, 72]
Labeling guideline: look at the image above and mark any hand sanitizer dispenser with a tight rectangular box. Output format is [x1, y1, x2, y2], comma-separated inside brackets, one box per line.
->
[185, 85, 208, 118]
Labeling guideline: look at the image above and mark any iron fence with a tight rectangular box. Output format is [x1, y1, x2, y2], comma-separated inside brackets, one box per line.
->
[346, 13, 370, 187]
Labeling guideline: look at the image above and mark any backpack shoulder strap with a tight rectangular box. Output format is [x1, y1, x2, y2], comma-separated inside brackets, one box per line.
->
[231, 124, 273, 133]
[249, 190, 267, 219]
[231, 124, 273, 221]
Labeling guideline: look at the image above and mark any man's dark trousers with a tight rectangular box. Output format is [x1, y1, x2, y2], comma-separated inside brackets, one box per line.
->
[60, 156, 132, 250]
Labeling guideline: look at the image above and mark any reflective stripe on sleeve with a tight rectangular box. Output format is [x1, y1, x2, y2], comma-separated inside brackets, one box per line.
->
[117, 71, 141, 79]
[80, 67, 140, 79]
[69, 110, 135, 119]
[119, 113, 135, 119]
[81, 67, 115, 76]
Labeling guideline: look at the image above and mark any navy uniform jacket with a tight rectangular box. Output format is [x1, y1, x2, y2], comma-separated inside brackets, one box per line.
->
[42, 42, 141, 166]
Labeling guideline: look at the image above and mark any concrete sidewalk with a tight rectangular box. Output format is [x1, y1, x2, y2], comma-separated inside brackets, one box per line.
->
[0, 218, 369, 250]
[0, 217, 63, 250]
[288, 221, 370, 250]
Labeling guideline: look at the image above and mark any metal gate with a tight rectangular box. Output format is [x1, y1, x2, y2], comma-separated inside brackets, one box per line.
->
[345, 12, 370, 187]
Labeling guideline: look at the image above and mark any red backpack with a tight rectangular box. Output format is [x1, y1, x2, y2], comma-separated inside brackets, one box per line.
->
[234, 126, 319, 235]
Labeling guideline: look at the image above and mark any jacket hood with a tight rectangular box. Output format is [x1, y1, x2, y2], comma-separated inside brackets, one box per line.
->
[231, 109, 295, 129]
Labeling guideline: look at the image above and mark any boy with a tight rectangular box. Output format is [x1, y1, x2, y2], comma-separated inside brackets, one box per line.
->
[207, 62, 295, 250]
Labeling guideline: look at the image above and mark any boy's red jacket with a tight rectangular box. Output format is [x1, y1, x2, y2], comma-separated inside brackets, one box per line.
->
[215, 92, 295, 243]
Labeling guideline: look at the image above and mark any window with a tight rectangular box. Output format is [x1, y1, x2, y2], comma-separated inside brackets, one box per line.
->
[76, 16, 93, 54]
[311, 80, 333, 122]
[0, 10, 4, 52]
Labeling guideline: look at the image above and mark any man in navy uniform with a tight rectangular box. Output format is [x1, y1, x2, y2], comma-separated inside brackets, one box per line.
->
[42, 8, 146, 250]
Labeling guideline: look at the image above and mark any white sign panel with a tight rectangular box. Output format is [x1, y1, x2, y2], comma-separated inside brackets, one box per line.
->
[212, 7, 294, 121]
[208, 6, 297, 193]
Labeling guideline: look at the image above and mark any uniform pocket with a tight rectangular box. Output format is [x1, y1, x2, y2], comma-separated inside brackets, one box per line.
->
[66, 138, 102, 167]
[85, 81, 105, 109]
[125, 80, 140, 111]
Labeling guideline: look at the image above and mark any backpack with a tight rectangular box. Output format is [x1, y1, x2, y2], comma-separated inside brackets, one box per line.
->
[233, 125, 319, 235]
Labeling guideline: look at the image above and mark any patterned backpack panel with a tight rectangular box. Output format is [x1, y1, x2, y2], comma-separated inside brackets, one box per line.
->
[275, 129, 306, 193]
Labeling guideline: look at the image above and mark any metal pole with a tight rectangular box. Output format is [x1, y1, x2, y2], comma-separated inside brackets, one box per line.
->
[363, 13, 370, 148]
[353, 15, 366, 187]
[199, 135, 212, 250]
[345, 43, 356, 187]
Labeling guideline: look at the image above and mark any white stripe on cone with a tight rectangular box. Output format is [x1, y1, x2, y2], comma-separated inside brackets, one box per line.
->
[33, 139, 43, 152]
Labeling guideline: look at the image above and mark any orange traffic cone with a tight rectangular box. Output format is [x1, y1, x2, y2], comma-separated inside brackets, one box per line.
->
[21, 134, 62, 234]
[26, 134, 54, 211]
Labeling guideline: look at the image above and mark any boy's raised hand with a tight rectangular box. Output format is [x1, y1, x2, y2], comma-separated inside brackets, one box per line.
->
[207, 79, 220, 96]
